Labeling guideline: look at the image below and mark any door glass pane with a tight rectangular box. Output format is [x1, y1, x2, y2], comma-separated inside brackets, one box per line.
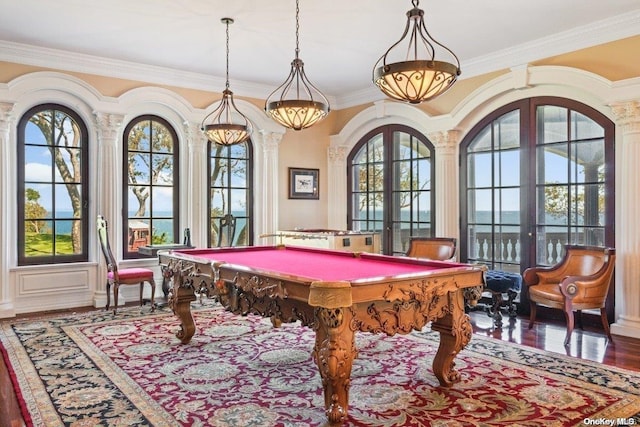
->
[538, 143, 568, 184]
[537, 105, 567, 144]
[496, 150, 519, 187]
[535, 225, 567, 265]
[537, 185, 568, 225]
[572, 111, 604, 140]
[467, 152, 492, 188]
[495, 110, 520, 149]
[468, 126, 492, 153]
[495, 224, 521, 264]
[495, 188, 519, 224]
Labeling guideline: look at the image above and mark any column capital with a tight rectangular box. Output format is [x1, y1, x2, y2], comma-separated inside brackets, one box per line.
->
[611, 101, 640, 134]
[259, 130, 283, 152]
[184, 121, 208, 150]
[428, 130, 461, 155]
[328, 146, 348, 164]
[94, 112, 124, 143]
[0, 102, 16, 132]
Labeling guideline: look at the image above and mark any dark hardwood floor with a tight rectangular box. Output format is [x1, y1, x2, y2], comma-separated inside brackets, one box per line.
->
[1, 306, 639, 427]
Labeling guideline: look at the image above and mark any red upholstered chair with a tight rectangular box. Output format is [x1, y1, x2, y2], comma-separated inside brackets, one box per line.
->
[406, 237, 457, 261]
[97, 215, 156, 314]
[522, 245, 615, 346]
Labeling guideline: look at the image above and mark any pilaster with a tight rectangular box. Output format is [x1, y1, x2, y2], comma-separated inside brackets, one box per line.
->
[428, 130, 460, 241]
[327, 145, 349, 230]
[184, 122, 208, 247]
[610, 100, 640, 339]
[256, 131, 283, 245]
[94, 112, 124, 307]
[0, 102, 16, 317]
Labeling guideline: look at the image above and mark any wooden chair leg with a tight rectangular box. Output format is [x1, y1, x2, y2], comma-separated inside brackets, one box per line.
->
[105, 281, 111, 311]
[139, 282, 144, 307]
[528, 301, 537, 329]
[113, 283, 119, 315]
[600, 307, 613, 342]
[563, 305, 574, 346]
[150, 279, 156, 312]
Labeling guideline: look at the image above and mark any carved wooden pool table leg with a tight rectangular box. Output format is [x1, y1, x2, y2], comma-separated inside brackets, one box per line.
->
[313, 307, 356, 425]
[430, 292, 473, 387]
[171, 283, 197, 344]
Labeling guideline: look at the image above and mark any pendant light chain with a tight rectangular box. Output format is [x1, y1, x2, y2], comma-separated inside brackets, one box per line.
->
[200, 17, 253, 146]
[224, 19, 230, 90]
[295, 0, 300, 59]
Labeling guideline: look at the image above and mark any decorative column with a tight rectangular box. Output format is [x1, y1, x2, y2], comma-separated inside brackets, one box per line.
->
[327, 143, 348, 230]
[94, 112, 124, 307]
[428, 130, 460, 241]
[257, 131, 282, 245]
[184, 122, 208, 247]
[0, 102, 16, 317]
[610, 100, 640, 339]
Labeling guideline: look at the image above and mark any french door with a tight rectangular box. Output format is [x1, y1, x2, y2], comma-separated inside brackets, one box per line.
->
[460, 97, 615, 317]
[347, 125, 435, 255]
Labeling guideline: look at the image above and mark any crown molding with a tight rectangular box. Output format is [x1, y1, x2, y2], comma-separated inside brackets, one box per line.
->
[1, 9, 638, 110]
[461, 9, 640, 81]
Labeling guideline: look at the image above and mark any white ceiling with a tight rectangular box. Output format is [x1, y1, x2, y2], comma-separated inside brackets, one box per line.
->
[1, 0, 639, 108]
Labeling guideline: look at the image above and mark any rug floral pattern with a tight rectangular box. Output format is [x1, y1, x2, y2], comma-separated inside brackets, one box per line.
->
[1, 304, 639, 426]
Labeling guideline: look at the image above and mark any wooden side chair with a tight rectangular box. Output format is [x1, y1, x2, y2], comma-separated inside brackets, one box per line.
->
[97, 215, 156, 314]
[216, 213, 237, 247]
[523, 244, 616, 346]
[406, 237, 457, 261]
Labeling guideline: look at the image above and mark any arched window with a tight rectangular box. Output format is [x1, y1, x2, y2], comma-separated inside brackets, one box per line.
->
[17, 104, 89, 265]
[208, 141, 253, 247]
[460, 97, 615, 315]
[348, 125, 434, 255]
[122, 115, 180, 258]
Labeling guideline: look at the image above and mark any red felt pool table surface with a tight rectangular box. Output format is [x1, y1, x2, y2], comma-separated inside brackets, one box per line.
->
[170, 245, 471, 283]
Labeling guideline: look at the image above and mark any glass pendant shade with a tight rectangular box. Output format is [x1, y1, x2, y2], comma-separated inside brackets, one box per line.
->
[373, 0, 461, 104]
[265, 0, 329, 131]
[201, 18, 252, 146]
[202, 89, 252, 145]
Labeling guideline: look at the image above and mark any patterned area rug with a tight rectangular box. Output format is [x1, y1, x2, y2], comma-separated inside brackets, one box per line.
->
[2, 303, 639, 427]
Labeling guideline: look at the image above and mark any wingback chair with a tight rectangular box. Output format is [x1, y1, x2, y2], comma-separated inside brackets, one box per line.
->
[406, 237, 457, 261]
[97, 215, 156, 314]
[522, 245, 615, 346]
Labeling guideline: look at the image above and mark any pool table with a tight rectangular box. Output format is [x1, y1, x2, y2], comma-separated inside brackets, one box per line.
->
[158, 245, 485, 425]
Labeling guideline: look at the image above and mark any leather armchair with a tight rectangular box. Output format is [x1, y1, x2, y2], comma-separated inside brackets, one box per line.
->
[522, 245, 615, 346]
[406, 237, 457, 261]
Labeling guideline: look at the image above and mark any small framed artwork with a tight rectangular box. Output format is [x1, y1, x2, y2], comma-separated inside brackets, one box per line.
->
[288, 167, 319, 199]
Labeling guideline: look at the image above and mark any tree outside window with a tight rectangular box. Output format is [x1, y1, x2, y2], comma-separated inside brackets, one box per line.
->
[123, 116, 179, 258]
[17, 104, 89, 265]
[208, 141, 252, 247]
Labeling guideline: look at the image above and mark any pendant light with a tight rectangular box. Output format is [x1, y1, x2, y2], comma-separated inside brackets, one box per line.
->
[201, 18, 252, 146]
[373, 0, 461, 104]
[265, 0, 330, 131]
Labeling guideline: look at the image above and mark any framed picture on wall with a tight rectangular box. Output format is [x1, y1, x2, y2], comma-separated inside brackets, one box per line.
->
[288, 167, 319, 199]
